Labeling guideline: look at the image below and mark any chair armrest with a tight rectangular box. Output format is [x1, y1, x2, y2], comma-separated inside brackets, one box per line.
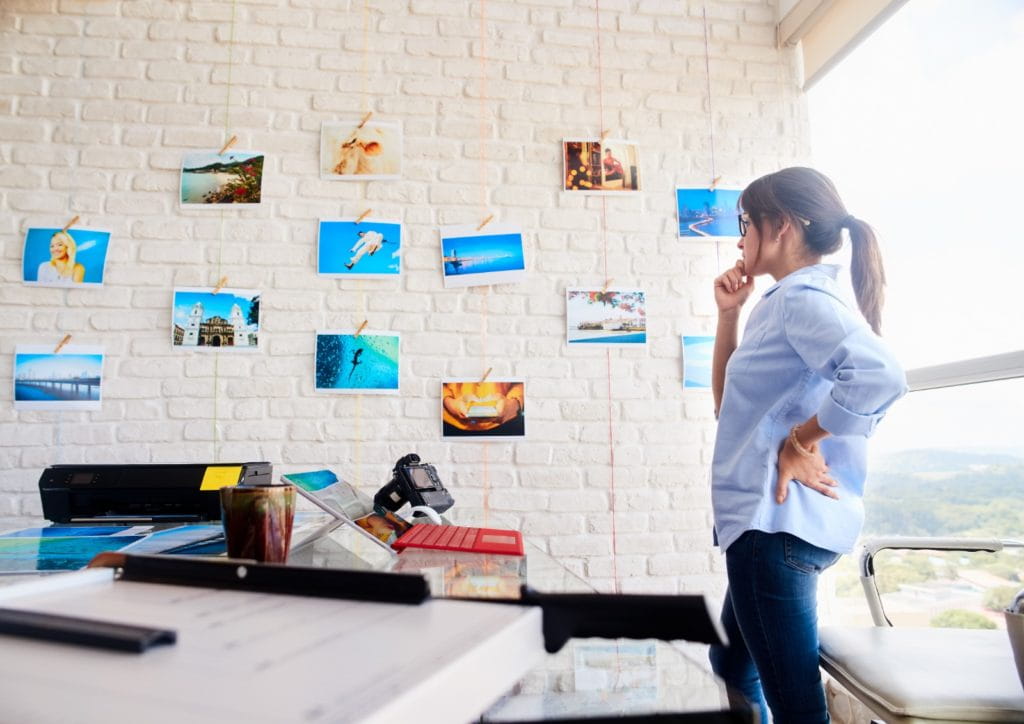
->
[857, 536, 1024, 626]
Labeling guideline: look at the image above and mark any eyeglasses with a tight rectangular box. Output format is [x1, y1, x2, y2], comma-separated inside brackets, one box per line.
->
[737, 214, 750, 237]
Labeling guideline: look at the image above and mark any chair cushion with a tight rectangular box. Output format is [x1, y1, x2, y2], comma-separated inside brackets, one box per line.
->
[819, 626, 1024, 722]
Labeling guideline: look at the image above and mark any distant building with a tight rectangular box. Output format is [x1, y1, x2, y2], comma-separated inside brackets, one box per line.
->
[179, 301, 257, 347]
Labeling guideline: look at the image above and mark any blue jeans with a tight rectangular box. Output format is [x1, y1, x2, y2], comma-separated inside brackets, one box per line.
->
[709, 530, 840, 724]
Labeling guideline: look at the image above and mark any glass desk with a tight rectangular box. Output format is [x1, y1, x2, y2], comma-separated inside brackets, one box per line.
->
[288, 514, 749, 722]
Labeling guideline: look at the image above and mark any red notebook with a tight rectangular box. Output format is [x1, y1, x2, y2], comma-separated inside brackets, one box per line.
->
[393, 523, 524, 557]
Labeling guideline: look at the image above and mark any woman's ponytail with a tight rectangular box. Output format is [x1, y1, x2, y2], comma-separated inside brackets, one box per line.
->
[847, 217, 885, 336]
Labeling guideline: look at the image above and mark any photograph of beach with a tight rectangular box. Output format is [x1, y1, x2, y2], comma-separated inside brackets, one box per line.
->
[315, 331, 400, 394]
[179, 150, 264, 206]
[321, 121, 402, 180]
[440, 223, 526, 289]
[682, 335, 715, 389]
[676, 188, 741, 238]
[318, 219, 401, 278]
[14, 345, 104, 411]
[22, 227, 111, 287]
[566, 288, 647, 346]
[563, 139, 641, 193]
[171, 287, 260, 350]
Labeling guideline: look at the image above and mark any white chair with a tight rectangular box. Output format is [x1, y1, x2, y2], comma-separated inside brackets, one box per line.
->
[819, 537, 1024, 723]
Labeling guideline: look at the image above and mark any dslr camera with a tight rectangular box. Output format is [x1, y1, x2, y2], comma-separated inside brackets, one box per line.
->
[373, 453, 455, 515]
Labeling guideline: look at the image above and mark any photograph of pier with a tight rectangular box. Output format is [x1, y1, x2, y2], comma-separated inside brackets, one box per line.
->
[14, 346, 103, 410]
[676, 187, 742, 238]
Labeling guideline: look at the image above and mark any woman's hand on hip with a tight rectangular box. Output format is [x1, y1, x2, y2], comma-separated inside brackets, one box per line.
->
[714, 260, 754, 314]
[775, 437, 839, 504]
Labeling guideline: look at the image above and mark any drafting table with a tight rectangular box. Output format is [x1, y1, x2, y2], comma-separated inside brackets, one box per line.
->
[0, 567, 544, 724]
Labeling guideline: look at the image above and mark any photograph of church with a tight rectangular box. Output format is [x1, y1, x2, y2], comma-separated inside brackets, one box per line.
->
[171, 287, 260, 350]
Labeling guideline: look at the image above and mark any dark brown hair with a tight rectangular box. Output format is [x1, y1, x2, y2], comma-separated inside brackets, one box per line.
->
[740, 167, 886, 335]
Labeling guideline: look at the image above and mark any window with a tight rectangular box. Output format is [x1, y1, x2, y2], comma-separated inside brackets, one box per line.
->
[808, 0, 1024, 629]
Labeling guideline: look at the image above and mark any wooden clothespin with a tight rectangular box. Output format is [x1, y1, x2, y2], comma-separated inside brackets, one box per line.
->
[479, 367, 492, 384]
[709, 176, 722, 191]
[476, 214, 494, 232]
[355, 209, 372, 224]
[219, 135, 237, 156]
[61, 215, 80, 233]
[54, 334, 72, 354]
[602, 278, 614, 293]
[356, 111, 373, 130]
[600, 129, 610, 142]
[212, 276, 228, 295]
[353, 320, 368, 338]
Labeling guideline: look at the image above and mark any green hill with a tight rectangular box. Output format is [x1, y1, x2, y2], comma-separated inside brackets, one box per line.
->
[865, 450, 1024, 537]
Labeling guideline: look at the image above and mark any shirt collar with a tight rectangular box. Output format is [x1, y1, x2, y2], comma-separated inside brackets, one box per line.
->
[762, 263, 840, 298]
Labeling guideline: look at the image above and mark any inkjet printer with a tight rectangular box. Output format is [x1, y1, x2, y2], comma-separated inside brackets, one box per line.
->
[38, 462, 272, 525]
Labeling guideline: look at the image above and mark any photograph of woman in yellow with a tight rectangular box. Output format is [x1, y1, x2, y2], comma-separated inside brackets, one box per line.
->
[38, 231, 85, 284]
[23, 227, 110, 287]
[442, 380, 525, 440]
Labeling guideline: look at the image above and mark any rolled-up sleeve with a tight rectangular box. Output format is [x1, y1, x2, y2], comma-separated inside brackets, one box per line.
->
[782, 284, 908, 437]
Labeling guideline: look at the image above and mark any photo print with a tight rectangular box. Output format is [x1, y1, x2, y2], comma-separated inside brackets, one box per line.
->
[681, 335, 715, 389]
[315, 330, 400, 395]
[180, 150, 264, 206]
[676, 187, 742, 238]
[439, 223, 526, 289]
[318, 219, 401, 278]
[22, 227, 111, 287]
[14, 345, 104, 411]
[171, 287, 260, 350]
[566, 288, 647, 346]
[321, 120, 402, 180]
[442, 379, 525, 440]
[563, 139, 640, 193]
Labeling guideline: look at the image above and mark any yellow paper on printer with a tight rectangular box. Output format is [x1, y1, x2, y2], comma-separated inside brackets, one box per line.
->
[199, 466, 243, 491]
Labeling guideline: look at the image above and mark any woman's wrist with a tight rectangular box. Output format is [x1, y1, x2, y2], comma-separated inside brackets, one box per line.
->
[788, 424, 816, 458]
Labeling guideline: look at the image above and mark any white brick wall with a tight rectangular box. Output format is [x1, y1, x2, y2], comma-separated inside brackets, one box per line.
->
[0, 0, 809, 595]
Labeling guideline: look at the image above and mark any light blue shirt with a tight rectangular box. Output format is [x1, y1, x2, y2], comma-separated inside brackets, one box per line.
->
[711, 264, 907, 554]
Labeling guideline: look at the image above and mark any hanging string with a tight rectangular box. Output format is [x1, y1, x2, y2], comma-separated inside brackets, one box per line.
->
[212, 0, 238, 462]
[593, 0, 619, 595]
[702, 4, 718, 185]
[351, 0, 372, 489]
[476, 0, 492, 525]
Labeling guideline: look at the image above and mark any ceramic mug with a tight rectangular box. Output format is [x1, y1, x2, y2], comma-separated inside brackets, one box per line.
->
[219, 484, 296, 563]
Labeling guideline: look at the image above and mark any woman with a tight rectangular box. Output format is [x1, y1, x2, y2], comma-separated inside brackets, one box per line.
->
[708, 167, 906, 722]
[37, 230, 85, 284]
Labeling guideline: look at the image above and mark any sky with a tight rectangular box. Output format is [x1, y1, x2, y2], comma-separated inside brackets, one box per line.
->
[172, 290, 256, 326]
[808, 0, 1024, 455]
[15, 354, 102, 381]
[181, 151, 262, 170]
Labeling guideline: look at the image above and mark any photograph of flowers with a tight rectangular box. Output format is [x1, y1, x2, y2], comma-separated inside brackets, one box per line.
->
[565, 288, 647, 346]
[179, 150, 264, 206]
